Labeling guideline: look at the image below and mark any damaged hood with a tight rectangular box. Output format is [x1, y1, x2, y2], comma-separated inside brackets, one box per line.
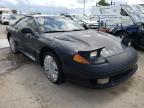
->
[43, 30, 127, 57]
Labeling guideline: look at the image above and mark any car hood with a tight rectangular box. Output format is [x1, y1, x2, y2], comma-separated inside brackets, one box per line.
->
[43, 30, 127, 57]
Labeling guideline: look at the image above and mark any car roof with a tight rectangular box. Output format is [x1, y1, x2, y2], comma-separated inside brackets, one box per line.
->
[62, 14, 82, 16]
[18, 15, 71, 22]
[24, 15, 70, 21]
[29, 14, 59, 18]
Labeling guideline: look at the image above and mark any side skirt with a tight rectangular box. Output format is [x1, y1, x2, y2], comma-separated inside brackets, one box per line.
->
[18, 49, 36, 62]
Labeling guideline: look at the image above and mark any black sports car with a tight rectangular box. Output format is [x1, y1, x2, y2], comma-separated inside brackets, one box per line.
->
[7, 15, 138, 88]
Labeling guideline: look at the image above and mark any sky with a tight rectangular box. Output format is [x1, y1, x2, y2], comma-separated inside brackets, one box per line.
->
[0, 0, 144, 14]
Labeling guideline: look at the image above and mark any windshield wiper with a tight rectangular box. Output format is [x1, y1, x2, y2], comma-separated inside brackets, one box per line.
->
[70, 29, 85, 31]
[44, 29, 84, 33]
[44, 30, 67, 33]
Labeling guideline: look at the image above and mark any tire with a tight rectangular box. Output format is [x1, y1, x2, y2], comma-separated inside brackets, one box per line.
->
[9, 37, 18, 54]
[140, 36, 144, 49]
[43, 52, 64, 84]
[4, 22, 9, 25]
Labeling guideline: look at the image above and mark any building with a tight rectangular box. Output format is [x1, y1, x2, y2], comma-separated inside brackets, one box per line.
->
[0, 7, 12, 14]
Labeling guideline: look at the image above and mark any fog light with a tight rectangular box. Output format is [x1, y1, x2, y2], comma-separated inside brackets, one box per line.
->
[97, 78, 109, 84]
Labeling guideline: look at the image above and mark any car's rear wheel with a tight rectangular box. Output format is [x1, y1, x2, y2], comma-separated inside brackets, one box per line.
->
[140, 36, 144, 49]
[9, 37, 18, 54]
[43, 52, 63, 84]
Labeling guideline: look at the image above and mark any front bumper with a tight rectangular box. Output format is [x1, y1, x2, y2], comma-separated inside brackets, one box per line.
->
[89, 25, 99, 29]
[63, 47, 138, 88]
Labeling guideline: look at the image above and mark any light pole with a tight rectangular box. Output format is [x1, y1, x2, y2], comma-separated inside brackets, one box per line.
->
[46, 0, 47, 14]
[83, 0, 85, 15]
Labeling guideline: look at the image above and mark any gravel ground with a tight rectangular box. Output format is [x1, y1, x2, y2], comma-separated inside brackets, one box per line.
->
[0, 25, 7, 39]
[0, 25, 144, 108]
[0, 39, 9, 48]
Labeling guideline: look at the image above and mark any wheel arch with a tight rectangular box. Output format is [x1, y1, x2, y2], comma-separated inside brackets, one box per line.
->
[39, 47, 62, 66]
[7, 32, 11, 40]
[114, 30, 130, 36]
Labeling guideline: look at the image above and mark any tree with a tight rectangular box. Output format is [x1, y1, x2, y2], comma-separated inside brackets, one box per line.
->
[12, 10, 17, 14]
[0, 11, 2, 15]
[97, 0, 110, 6]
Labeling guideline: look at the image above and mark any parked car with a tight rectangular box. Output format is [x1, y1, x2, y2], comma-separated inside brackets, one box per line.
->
[62, 14, 99, 29]
[74, 15, 99, 29]
[9, 14, 25, 25]
[0, 13, 11, 25]
[0, 14, 24, 25]
[61, 14, 84, 27]
[108, 22, 144, 49]
[7, 15, 138, 88]
[91, 4, 144, 28]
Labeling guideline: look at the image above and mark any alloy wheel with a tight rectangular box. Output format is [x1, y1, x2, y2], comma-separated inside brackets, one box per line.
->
[44, 55, 59, 82]
[9, 37, 17, 53]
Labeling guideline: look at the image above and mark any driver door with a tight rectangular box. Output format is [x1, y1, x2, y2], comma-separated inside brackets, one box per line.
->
[14, 17, 30, 51]
[20, 17, 40, 60]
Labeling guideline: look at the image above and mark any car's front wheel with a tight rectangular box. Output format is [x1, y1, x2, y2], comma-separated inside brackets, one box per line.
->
[9, 37, 18, 53]
[43, 52, 63, 84]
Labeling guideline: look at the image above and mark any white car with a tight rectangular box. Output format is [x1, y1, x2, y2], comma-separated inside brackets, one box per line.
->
[1, 14, 24, 25]
[10, 14, 25, 25]
[73, 15, 99, 29]
[1, 14, 11, 25]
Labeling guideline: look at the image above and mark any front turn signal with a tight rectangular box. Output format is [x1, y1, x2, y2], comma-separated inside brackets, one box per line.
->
[73, 54, 90, 64]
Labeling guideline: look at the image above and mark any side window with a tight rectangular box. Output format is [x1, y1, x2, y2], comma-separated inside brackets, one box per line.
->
[26, 18, 38, 32]
[121, 9, 129, 16]
[15, 17, 38, 32]
[15, 17, 29, 28]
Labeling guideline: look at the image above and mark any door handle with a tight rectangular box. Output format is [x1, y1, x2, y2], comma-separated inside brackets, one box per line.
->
[24, 34, 35, 39]
[24, 34, 29, 38]
[24, 34, 31, 38]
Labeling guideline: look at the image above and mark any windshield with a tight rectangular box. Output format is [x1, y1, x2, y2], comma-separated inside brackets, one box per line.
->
[36, 16, 84, 33]
[71, 16, 81, 22]
[125, 5, 144, 23]
[139, 5, 144, 14]
[74, 15, 89, 21]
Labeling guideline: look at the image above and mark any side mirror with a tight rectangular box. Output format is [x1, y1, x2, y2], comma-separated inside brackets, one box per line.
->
[21, 28, 33, 34]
